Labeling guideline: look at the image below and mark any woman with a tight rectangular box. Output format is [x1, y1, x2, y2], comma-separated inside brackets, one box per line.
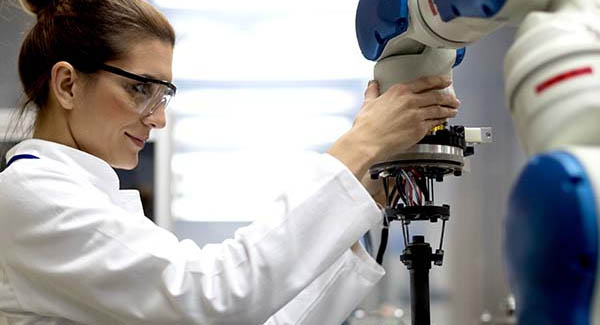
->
[0, 0, 460, 324]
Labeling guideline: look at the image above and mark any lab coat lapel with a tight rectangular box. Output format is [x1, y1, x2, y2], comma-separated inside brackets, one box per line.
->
[112, 190, 145, 216]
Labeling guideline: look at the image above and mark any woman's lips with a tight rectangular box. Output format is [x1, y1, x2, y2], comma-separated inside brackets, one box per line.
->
[125, 132, 146, 148]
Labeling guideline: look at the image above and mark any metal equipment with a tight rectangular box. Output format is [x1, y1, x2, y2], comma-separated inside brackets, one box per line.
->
[356, 0, 600, 324]
[369, 125, 491, 324]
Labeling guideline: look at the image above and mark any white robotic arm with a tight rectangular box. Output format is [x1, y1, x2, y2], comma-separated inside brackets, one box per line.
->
[357, 0, 548, 92]
[505, 4, 600, 155]
[503, 4, 600, 324]
[356, 0, 600, 324]
[358, 0, 600, 152]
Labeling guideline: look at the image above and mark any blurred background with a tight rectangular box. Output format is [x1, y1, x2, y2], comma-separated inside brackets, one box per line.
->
[0, 0, 526, 324]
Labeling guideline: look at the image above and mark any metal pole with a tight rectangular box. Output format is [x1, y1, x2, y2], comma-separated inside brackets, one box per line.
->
[410, 263, 431, 325]
[402, 235, 433, 325]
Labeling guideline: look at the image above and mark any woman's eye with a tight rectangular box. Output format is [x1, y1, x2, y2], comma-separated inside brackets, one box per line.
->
[126, 83, 153, 98]
[130, 83, 150, 95]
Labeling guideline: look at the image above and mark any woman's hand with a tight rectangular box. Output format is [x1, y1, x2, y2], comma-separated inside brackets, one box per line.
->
[359, 172, 389, 206]
[328, 76, 460, 184]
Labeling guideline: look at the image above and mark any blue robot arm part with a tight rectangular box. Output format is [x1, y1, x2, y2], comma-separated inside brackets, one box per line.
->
[434, 0, 509, 21]
[355, 0, 409, 61]
[506, 151, 599, 324]
[355, 0, 547, 64]
[353, 0, 548, 93]
[355, 0, 465, 66]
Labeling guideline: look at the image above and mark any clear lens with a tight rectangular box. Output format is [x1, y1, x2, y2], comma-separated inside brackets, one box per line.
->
[101, 64, 177, 116]
[133, 83, 175, 116]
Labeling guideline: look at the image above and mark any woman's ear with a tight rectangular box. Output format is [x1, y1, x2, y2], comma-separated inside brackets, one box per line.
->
[49, 61, 79, 111]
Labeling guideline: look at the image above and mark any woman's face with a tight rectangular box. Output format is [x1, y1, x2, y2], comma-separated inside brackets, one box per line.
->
[70, 39, 173, 170]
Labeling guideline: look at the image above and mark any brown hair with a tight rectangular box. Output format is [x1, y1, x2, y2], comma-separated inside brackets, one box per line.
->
[18, 0, 175, 112]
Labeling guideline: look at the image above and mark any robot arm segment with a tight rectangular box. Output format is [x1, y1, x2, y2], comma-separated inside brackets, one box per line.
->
[505, 10, 600, 156]
[355, 0, 548, 93]
[505, 148, 600, 324]
[357, 1, 600, 324]
[426, 0, 550, 43]
[356, 0, 549, 65]
[355, 0, 461, 93]
[357, 0, 600, 155]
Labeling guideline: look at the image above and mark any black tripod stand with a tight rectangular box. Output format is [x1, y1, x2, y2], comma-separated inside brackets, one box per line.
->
[370, 162, 453, 325]
[366, 125, 489, 324]
[367, 126, 480, 325]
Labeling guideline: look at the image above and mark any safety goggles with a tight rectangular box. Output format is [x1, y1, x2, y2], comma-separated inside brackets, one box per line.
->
[99, 64, 177, 116]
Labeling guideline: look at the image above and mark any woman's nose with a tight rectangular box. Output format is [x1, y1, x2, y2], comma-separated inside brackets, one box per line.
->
[142, 106, 167, 129]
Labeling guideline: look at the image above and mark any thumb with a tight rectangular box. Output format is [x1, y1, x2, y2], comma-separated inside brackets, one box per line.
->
[364, 80, 380, 102]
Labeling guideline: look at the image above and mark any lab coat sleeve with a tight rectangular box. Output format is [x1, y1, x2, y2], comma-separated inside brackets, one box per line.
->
[264, 242, 384, 325]
[0, 154, 382, 325]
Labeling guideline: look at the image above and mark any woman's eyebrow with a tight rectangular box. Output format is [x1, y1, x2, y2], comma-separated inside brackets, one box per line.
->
[140, 73, 167, 81]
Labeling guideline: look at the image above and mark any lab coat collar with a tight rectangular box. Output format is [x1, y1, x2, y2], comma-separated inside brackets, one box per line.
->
[5, 139, 121, 193]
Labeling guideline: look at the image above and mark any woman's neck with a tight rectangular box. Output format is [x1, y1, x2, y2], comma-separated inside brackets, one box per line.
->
[33, 105, 79, 150]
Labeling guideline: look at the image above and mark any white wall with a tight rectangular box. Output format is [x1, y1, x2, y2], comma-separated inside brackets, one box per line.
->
[0, 3, 32, 108]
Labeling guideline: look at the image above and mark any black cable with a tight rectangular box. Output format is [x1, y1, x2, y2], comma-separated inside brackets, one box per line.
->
[363, 231, 374, 256]
[376, 210, 390, 265]
[396, 174, 409, 206]
[376, 226, 389, 265]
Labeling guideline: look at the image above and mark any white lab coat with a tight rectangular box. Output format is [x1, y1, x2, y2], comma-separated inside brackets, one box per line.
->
[0, 139, 384, 325]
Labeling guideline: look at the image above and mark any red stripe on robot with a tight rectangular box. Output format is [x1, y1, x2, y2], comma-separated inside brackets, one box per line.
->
[428, 0, 438, 16]
[536, 67, 593, 94]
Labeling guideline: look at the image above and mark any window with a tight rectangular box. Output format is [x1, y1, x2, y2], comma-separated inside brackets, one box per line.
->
[154, 0, 373, 222]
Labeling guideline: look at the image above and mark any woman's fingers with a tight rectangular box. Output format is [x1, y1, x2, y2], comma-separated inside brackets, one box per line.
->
[385, 76, 451, 97]
[411, 91, 460, 109]
[419, 105, 459, 120]
[406, 75, 452, 94]
[424, 118, 450, 131]
[364, 80, 380, 103]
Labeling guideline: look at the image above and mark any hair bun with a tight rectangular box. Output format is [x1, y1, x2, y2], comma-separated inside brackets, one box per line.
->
[19, 0, 57, 16]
